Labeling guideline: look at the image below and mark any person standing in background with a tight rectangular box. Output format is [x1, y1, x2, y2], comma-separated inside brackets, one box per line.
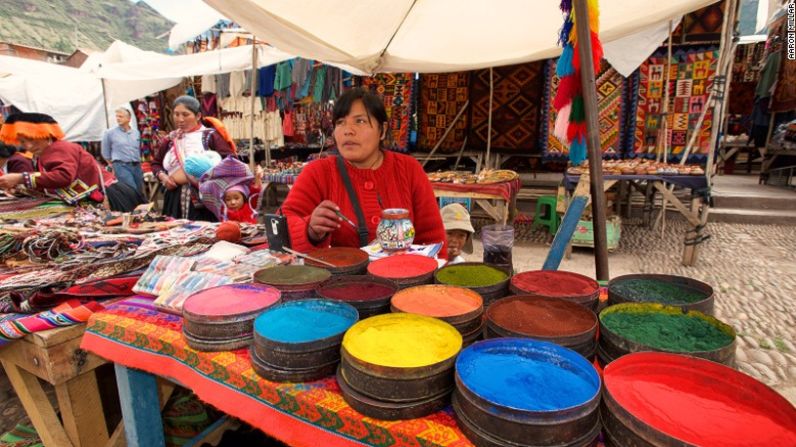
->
[102, 108, 144, 193]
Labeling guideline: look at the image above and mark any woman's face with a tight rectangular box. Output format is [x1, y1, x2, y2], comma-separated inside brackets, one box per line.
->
[17, 137, 50, 155]
[173, 104, 199, 131]
[333, 100, 385, 164]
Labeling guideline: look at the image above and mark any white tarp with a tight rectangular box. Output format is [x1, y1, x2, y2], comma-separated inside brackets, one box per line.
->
[0, 55, 107, 142]
[603, 17, 683, 77]
[202, 0, 721, 74]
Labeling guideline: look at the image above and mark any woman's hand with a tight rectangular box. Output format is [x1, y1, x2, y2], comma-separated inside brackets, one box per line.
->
[0, 173, 23, 190]
[158, 172, 177, 190]
[308, 200, 342, 242]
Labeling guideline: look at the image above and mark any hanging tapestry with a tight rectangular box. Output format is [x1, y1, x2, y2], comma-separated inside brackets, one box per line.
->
[417, 72, 470, 153]
[543, 59, 627, 159]
[771, 56, 796, 112]
[360, 73, 415, 152]
[672, 0, 725, 43]
[468, 62, 545, 152]
[728, 42, 765, 115]
[132, 96, 162, 162]
[632, 47, 719, 159]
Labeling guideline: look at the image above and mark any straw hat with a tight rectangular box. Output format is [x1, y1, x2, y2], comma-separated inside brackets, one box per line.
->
[441, 203, 474, 254]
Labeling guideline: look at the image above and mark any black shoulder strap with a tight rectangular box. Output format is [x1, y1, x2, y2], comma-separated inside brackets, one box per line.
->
[335, 156, 369, 247]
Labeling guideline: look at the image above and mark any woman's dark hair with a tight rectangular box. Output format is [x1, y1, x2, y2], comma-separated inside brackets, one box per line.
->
[333, 88, 388, 129]
[174, 95, 201, 115]
[0, 142, 18, 159]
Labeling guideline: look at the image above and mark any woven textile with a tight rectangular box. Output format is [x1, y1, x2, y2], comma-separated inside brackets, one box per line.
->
[198, 157, 253, 221]
[81, 297, 475, 447]
[361, 73, 416, 152]
[771, 57, 796, 113]
[418, 73, 470, 153]
[632, 47, 719, 159]
[673, 1, 725, 42]
[0, 300, 102, 347]
[543, 59, 626, 158]
[728, 42, 765, 115]
[468, 62, 545, 152]
[0, 201, 72, 221]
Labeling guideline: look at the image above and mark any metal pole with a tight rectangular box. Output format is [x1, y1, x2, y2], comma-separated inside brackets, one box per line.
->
[485, 67, 494, 170]
[100, 77, 111, 129]
[249, 40, 259, 170]
[574, 0, 609, 280]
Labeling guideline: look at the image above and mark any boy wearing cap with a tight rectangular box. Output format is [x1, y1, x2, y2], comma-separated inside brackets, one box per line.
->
[441, 203, 474, 265]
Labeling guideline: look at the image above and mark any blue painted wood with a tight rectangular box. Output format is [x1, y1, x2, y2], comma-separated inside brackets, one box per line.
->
[115, 364, 165, 447]
[542, 196, 588, 271]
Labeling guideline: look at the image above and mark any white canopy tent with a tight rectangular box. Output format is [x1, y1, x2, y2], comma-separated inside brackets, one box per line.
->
[202, 0, 720, 75]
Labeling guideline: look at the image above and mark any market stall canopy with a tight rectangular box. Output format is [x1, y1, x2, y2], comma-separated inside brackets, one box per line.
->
[202, 0, 721, 74]
[0, 56, 106, 142]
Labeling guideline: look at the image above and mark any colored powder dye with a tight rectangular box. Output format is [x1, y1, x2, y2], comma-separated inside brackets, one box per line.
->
[436, 264, 508, 288]
[318, 282, 395, 302]
[610, 278, 706, 304]
[255, 265, 331, 286]
[307, 247, 368, 267]
[367, 254, 438, 279]
[391, 285, 482, 318]
[605, 353, 796, 447]
[488, 296, 596, 337]
[457, 339, 600, 411]
[254, 300, 357, 343]
[342, 313, 462, 368]
[511, 271, 597, 297]
[601, 308, 733, 352]
[183, 284, 281, 317]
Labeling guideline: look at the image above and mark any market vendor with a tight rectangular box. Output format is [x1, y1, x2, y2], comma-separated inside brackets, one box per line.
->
[0, 142, 33, 174]
[282, 88, 447, 256]
[151, 95, 235, 221]
[0, 113, 145, 211]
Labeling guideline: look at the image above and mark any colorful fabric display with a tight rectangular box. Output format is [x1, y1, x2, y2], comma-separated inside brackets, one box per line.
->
[0, 300, 103, 347]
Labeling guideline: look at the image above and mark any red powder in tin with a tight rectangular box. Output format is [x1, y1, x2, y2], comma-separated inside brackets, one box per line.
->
[605, 353, 796, 446]
[487, 296, 596, 336]
[511, 271, 598, 297]
[318, 282, 395, 302]
[367, 255, 438, 279]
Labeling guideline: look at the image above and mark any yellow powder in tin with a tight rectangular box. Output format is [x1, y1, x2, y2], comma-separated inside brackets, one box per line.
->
[342, 313, 462, 368]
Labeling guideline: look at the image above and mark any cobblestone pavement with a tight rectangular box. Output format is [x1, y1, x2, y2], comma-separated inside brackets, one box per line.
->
[0, 218, 793, 435]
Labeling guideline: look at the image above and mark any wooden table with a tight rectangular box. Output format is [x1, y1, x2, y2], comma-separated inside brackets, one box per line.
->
[431, 179, 521, 225]
[0, 325, 113, 447]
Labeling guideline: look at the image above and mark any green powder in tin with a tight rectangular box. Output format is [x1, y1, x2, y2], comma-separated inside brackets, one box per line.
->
[436, 265, 508, 287]
[601, 311, 733, 352]
[611, 278, 706, 304]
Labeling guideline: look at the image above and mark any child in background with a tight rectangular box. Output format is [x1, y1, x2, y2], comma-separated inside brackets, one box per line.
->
[441, 203, 474, 265]
[223, 166, 263, 224]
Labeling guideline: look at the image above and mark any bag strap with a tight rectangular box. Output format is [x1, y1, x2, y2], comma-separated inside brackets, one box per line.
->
[335, 156, 369, 247]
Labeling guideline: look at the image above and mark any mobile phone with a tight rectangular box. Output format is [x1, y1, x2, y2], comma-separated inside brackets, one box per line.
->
[265, 214, 291, 252]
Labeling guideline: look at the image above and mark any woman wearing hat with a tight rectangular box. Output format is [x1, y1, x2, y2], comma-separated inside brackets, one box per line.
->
[0, 113, 145, 211]
[151, 95, 235, 220]
[441, 203, 475, 265]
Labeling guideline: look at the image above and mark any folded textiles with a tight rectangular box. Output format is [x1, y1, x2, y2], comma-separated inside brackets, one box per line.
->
[199, 241, 250, 262]
[360, 242, 443, 261]
[0, 299, 103, 347]
[233, 249, 292, 268]
[193, 259, 260, 281]
[133, 255, 197, 296]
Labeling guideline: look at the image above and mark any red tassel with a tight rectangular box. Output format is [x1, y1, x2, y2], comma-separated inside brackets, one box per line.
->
[553, 75, 580, 110]
[567, 122, 587, 142]
[591, 32, 603, 72]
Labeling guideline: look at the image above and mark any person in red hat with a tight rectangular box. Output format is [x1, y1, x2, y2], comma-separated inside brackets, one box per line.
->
[0, 113, 145, 211]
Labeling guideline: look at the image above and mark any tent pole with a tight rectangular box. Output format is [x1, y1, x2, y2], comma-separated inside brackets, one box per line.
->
[486, 67, 493, 170]
[250, 39, 259, 170]
[573, 0, 609, 281]
[100, 77, 111, 129]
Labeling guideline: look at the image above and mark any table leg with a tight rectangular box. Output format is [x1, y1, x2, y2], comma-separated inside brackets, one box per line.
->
[682, 196, 706, 266]
[1, 360, 74, 447]
[55, 371, 109, 447]
[114, 365, 165, 447]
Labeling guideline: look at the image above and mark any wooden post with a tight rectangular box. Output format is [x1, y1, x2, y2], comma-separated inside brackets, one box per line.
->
[573, 0, 609, 281]
[115, 364, 165, 447]
[101, 77, 111, 129]
[249, 40, 259, 170]
[485, 67, 494, 170]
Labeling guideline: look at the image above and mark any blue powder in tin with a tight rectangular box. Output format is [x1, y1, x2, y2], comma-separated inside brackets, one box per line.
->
[457, 339, 600, 412]
[254, 301, 357, 344]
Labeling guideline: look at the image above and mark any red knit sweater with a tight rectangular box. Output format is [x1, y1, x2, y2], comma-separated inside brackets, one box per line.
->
[282, 151, 447, 257]
[27, 141, 116, 203]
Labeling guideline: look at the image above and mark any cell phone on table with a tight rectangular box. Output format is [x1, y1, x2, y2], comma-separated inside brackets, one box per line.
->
[265, 214, 291, 252]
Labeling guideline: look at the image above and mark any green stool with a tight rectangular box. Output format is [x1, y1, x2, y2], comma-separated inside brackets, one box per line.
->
[532, 195, 560, 235]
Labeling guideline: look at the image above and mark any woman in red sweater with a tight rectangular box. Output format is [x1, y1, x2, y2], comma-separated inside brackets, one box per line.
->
[282, 88, 447, 256]
[0, 113, 144, 211]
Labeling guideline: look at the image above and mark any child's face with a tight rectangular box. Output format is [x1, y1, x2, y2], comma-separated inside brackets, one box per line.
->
[224, 191, 245, 211]
[446, 229, 469, 259]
